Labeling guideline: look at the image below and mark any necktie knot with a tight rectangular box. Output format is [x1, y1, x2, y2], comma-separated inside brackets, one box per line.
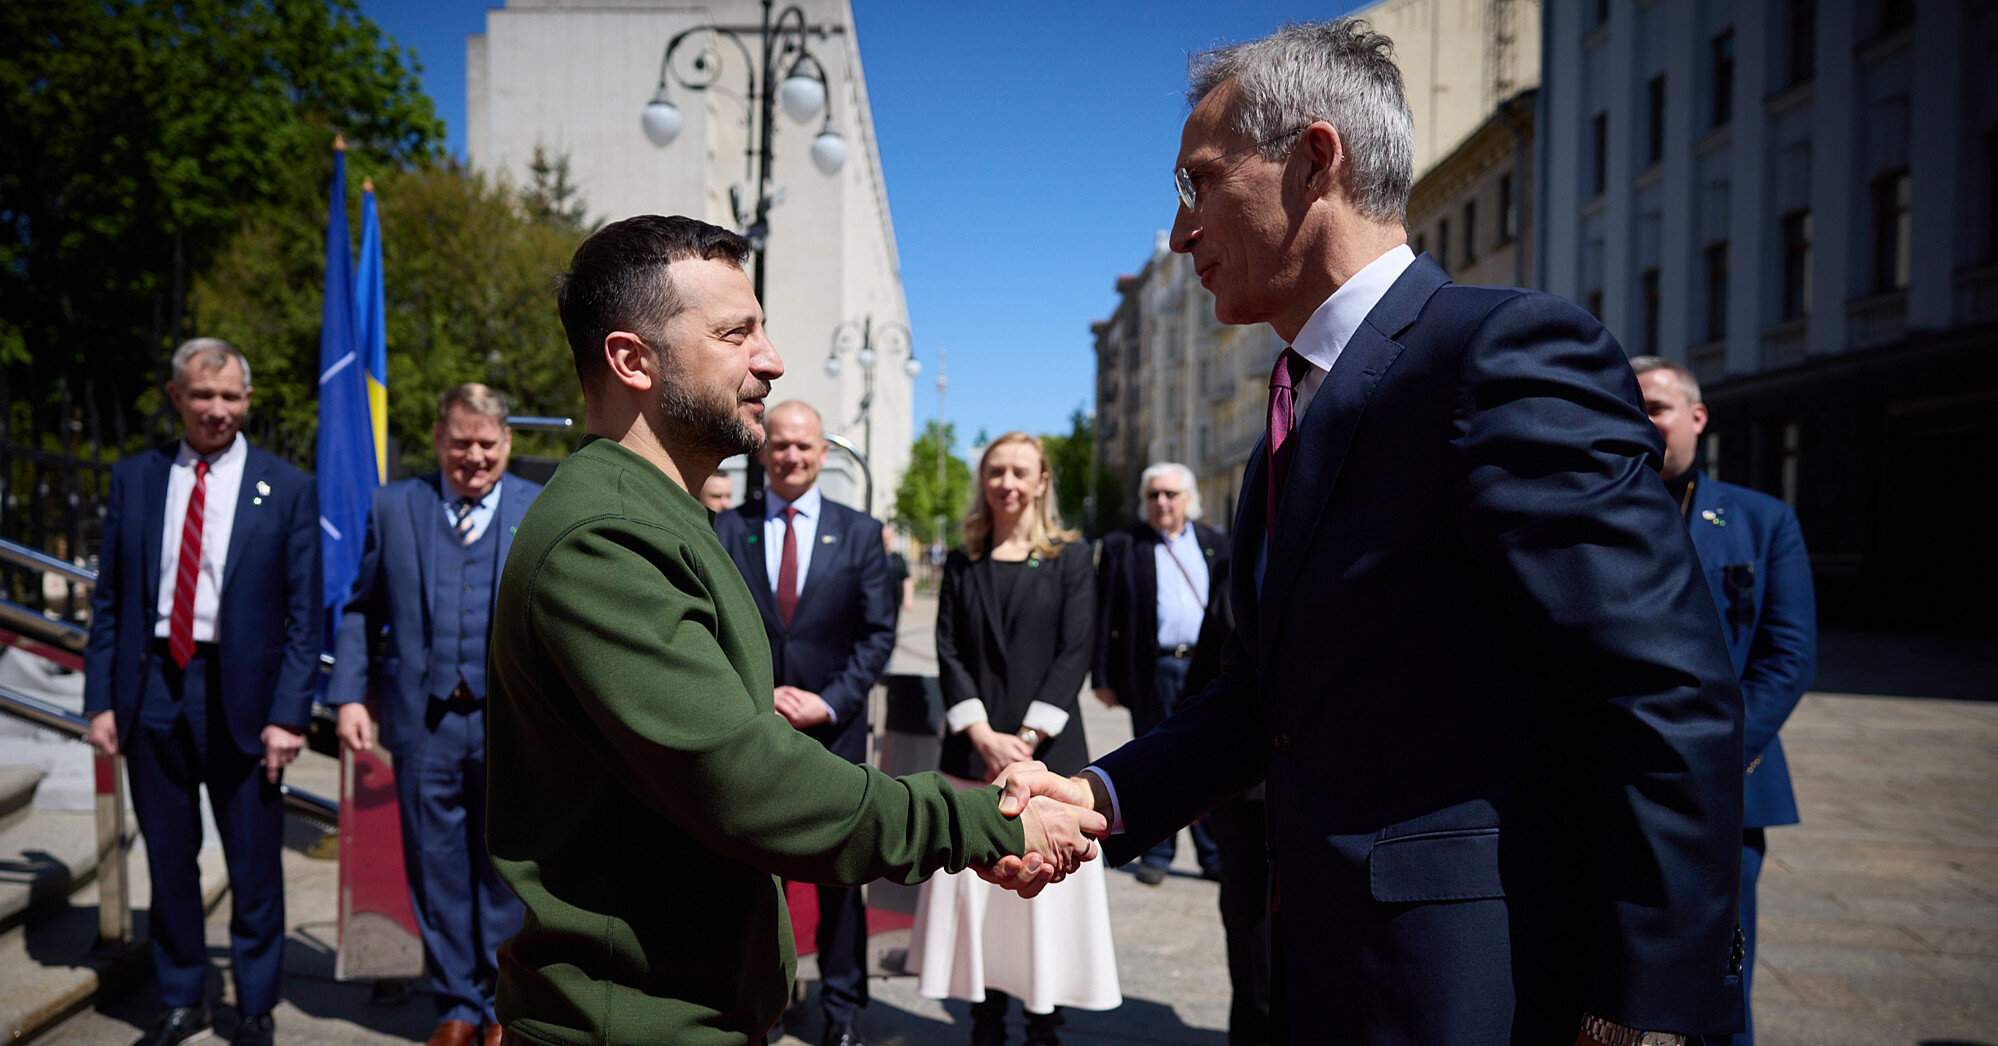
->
[193, 459, 210, 481]
[783, 506, 799, 524]
[456, 497, 476, 519]
[1269, 348, 1306, 391]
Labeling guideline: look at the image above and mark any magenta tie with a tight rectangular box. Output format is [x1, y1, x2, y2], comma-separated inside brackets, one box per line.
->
[777, 506, 800, 627]
[1265, 349, 1305, 542]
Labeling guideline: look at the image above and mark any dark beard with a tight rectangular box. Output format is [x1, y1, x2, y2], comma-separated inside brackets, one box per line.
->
[655, 359, 763, 457]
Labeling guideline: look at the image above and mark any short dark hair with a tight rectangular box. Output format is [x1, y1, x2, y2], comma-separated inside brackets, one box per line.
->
[556, 215, 751, 387]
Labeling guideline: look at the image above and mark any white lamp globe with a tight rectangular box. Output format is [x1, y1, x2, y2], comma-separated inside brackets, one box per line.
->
[856, 346, 876, 370]
[810, 130, 847, 175]
[779, 73, 825, 123]
[641, 99, 683, 147]
[903, 357, 922, 379]
[823, 355, 843, 378]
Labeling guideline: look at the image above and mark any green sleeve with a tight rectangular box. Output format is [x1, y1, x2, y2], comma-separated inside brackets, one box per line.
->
[528, 519, 1024, 884]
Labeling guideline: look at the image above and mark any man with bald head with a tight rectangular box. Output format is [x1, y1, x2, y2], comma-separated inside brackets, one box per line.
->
[713, 400, 897, 1046]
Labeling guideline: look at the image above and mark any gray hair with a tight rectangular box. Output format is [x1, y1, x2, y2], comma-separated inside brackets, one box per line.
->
[436, 382, 511, 424]
[1138, 461, 1203, 521]
[1187, 19, 1414, 224]
[170, 337, 252, 389]
[1629, 356, 1702, 405]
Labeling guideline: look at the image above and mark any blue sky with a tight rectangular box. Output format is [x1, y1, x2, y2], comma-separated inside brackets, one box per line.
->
[355, 0, 1364, 445]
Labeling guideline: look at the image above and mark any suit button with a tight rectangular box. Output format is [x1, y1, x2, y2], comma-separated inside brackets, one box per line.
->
[1271, 733, 1291, 753]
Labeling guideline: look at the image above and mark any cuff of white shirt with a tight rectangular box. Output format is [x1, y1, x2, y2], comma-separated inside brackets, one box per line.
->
[945, 699, 988, 734]
[1022, 701, 1070, 737]
[1079, 766, 1126, 835]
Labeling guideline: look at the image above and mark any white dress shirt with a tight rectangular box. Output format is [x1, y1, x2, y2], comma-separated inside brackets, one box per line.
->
[762, 485, 822, 592]
[1098, 243, 1419, 833]
[153, 433, 248, 641]
[1153, 524, 1209, 649]
[441, 478, 504, 544]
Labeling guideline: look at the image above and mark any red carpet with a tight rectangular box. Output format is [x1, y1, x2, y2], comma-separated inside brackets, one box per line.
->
[785, 881, 914, 957]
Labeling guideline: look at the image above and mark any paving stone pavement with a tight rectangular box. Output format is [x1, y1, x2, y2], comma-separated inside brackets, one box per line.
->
[32, 595, 1998, 1044]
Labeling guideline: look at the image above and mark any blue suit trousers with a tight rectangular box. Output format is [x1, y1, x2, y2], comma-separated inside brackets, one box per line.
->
[1137, 656, 1220, 873]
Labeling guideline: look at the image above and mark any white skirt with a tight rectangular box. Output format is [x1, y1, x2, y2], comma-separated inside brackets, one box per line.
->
[906, 856, 1122, 1014]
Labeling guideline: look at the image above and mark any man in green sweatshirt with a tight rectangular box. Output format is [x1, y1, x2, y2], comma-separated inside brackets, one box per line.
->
[488, 216, 1100, 1046]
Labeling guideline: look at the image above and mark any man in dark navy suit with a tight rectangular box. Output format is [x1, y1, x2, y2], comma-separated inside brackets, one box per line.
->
[1634, 357, 1817, 1046]
[1091, 461, 1230, 885]
[328, 384, 541, 1046]
[993, 20, 1745, 1045]
[83, 338, 322, 1046]
[712, 400, 896, 1046]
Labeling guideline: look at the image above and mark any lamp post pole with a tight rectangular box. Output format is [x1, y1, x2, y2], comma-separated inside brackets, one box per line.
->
[641, 0, 848, 501]
[824, 316, 917, 515]
[933, 350, 949, 565]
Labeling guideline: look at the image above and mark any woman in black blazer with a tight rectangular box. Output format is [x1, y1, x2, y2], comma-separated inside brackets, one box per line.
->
[911, 431, 1119, 1046]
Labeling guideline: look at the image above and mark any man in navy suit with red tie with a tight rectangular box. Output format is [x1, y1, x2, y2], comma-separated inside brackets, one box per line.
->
[994, 20, 1745, 1045]
[84, 338, 322, 1046]
[712, 400, 896, 1046]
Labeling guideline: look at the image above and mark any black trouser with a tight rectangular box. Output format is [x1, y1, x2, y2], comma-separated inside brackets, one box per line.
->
[1207, 794, 1271, 1045]
[815, 882, 869, 1024]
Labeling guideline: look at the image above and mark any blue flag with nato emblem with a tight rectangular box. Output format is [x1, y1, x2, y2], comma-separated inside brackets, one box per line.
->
[356, 182, 389, 485]
[315, 142, 377, 614]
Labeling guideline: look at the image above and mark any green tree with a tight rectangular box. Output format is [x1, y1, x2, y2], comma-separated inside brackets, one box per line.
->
[894, 421, 973, 548]
[520, 145, 591, 231]
[1038, 407, 1096, 536]
[0, 0, 442, 452]
[192, 165, 587, 472]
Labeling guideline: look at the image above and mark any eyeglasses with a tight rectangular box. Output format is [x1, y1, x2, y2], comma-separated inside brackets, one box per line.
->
[1144, 489, 1186, 501]
[1174, 126, 1308, 212]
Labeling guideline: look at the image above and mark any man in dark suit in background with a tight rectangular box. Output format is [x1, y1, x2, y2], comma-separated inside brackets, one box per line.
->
[83, 338, 322, 1046]
[713, 400, 896, 1046]
[1091, 461, 1229, 885]
[328, 384, 542, 1046]
[996, 20, 1745, 1044]
[1634, 357, 1818, 1046]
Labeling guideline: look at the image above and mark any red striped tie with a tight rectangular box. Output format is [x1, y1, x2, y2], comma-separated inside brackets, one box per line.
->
[168, 460, 210, 669]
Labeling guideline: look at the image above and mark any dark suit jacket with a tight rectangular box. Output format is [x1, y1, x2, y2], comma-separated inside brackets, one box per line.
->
[83, 441, 323, 756]
[326, 473, 542, 754]
[936, 541, 1093, 778]
[1093, 256, 1746, 1038]
[712, 494, 896, 763]
[1091, 520, 1230, 719]
[1683, 469, 1816, 829]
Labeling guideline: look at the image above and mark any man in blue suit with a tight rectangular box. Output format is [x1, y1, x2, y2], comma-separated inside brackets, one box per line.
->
[328, 384, 540, 1046]
[994, 20, 1745, 1045]
[712, 400, 895, 1046]
[84, 338, 322, 1046]
[1634, 357, 1817, 1046]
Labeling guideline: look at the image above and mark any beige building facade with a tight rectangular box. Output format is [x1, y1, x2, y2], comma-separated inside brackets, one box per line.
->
[467, 0, 915, 515]
[1406, 87, 1537, 288]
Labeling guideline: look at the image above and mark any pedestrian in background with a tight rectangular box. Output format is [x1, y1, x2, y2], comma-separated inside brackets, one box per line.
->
[909, 431, 1120, 1046]
[700, 470, 735, 513]
[1635, 356, 1818, 1046]
[83, 338, 320, 1046]
[328, 383, 540, 1046]
[1090, 462, 1229, 885]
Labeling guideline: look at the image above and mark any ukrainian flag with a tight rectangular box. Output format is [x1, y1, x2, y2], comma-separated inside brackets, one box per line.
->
[316, 138, 377, 613]
[356, 181, 389, 484]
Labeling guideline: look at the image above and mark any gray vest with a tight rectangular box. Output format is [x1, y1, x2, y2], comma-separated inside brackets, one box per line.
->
[425, 504, 500, 699]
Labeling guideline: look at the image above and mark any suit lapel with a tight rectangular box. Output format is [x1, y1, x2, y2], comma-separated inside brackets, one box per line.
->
[1134, 527, 1160, 651]
[793, 502, 841, 623]
[491, 477, 530, 612]
[141, 445, 172, 614]
[969, 554, 1010, 652]
[411, 476, 442, 626]
[733, 503, 781, 631]
[220, 448, 268, 596]
[1685, 470, 1726, 562]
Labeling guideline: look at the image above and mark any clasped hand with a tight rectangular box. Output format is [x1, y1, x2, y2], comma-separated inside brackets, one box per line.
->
[971, 760, 1108, 898]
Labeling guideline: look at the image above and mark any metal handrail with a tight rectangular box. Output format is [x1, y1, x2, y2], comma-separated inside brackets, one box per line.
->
[0, 537, 95, 585]
[0, 682, 88, 738]
[0, 596, 90, 653]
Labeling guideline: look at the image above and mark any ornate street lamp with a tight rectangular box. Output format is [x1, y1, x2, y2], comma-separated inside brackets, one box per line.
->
[824, 316, 917, 515]
[641, 0, 847, 499]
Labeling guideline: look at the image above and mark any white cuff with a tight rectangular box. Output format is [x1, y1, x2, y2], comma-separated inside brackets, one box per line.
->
[944, 699, 989, 734]
[1081, 766, 1126, 835]
[1022, 701, 1071, 737]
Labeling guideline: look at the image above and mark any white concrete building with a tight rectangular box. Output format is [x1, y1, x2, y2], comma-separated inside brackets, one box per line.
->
[468, 0, 915, 516]
[1536, 0, 1998, 630]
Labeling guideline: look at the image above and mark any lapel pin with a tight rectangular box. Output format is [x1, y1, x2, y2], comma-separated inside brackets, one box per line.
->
[510, 525, 518, 535]
[252, 497, 263, 506]
[1028, 556, 1041, 568]
[748, 534, 759, 544]
[256, 480, 271, 496]
[821, 534, 836, 545]
[1701, 508, 1727, 527]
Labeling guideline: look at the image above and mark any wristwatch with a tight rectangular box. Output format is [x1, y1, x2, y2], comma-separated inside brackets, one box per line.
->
[1016, 726, 1045, 749]
[1580, 1015, 1686, 1046]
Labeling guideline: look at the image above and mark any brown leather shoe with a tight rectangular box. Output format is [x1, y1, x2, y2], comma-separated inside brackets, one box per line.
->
[426, 1020, 477, 1046]
[482, 1023, 505, 1046]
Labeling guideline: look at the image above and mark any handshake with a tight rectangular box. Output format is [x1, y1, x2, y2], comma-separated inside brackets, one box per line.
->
[973, 761, 1110, 898]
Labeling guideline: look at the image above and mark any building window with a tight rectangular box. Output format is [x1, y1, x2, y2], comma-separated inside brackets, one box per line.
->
[1989, 127, 1998, 262]
[1439, 217, 1452, 269]
[1594, 0, 1609, 29]
[1704, 432, 1723, 481]
[1872, 170, 1912, 292]
[1640, 268, 1660, 355]
[1788, 0, 1816, 87]
[1591, 112, 1609, 197]
[1463, 200, 1478, 265]
[1498, 172, 1517, 244]
[1711, 30, 1734, 128]
[1586, 288, 1604, 320]
[1780, 422, 1801, 507]
[1780, 210, 1813, 321]
[1415, 232, 1427, 256]
[1646, 74, 1666, 169]
[1703, 242, 1729, 342]
[1878, 0, 1914, 35]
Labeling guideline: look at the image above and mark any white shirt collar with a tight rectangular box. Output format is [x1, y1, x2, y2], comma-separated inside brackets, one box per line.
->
[1289, 244, 1417, 375]
[765, 484, 822, 520]
[175, 432, 246, 468]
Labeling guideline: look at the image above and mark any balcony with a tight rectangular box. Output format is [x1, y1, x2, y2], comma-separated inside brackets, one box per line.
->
[1954, 263, 1998, 326]
[1847, 290, 1907, 351]
[1759, 318, 1808, 371]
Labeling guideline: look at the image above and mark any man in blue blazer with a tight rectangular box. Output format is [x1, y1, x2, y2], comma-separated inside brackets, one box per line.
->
[995, 21, 1744, 1045]
[328, 384, 540, 1046]
[83, 338, 321, 1046]
[712, 401, 896, 1046]
[1634, 357, 1817, 1046]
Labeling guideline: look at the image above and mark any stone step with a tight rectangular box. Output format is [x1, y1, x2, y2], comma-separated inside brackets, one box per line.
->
[0, 807, 96, 935]
[0, 764, 45, 828]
